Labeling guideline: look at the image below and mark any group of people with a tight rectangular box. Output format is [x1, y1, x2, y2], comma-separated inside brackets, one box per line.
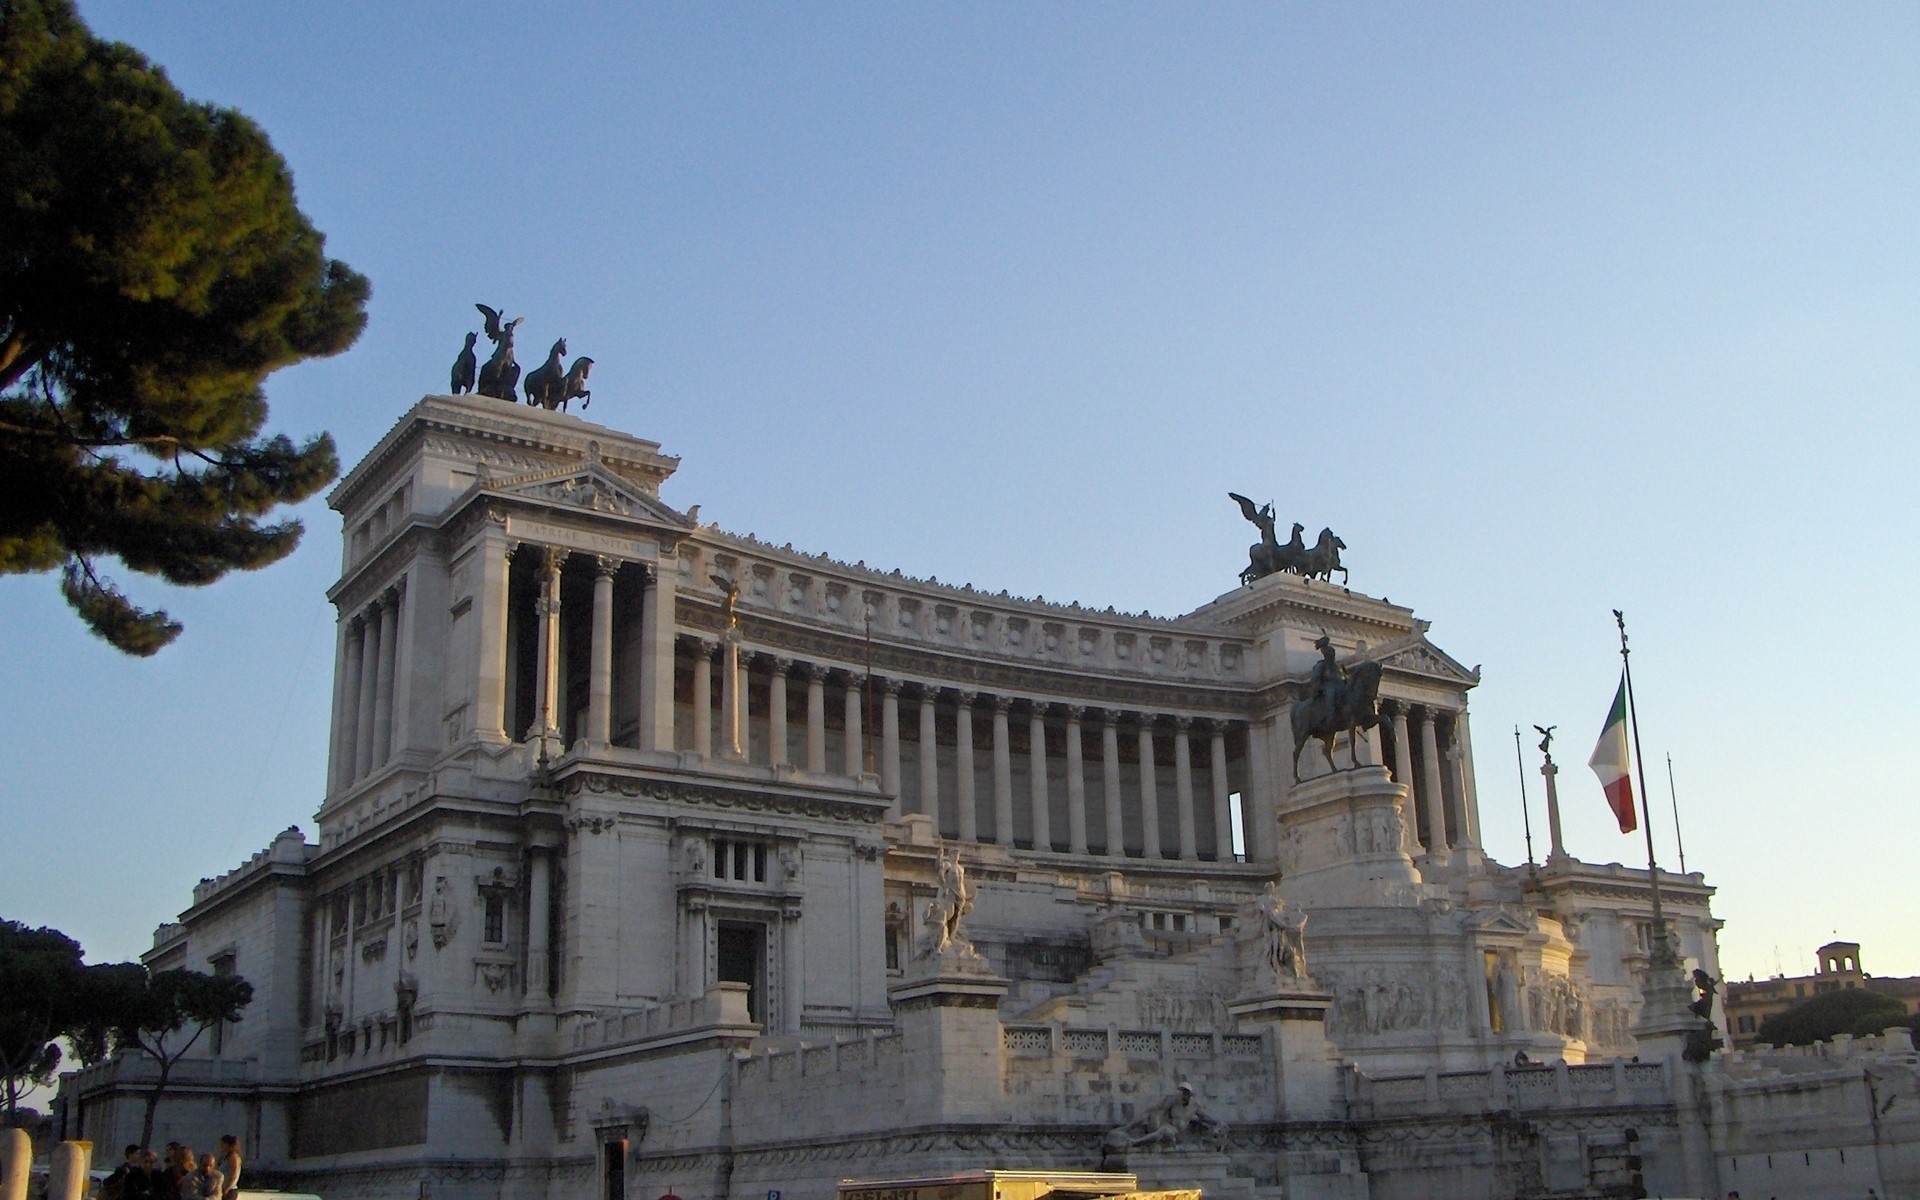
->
[100, 1137, 241, 1200]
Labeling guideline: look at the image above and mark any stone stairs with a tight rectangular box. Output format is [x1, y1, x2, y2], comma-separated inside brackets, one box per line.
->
[1126, 1148, 1288, 1200]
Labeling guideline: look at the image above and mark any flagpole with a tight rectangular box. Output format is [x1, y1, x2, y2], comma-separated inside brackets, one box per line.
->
[1614, 609, 1675, 968]
[1513, 727, 1536, 870]
[1666, 753, 1688, 875]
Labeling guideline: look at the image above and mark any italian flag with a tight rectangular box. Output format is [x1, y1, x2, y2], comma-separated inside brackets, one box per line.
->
[1589, 674, 1638, 833]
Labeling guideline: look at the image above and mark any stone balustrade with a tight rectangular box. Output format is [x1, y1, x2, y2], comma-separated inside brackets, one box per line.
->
[1354, 1060, 1671, 1117]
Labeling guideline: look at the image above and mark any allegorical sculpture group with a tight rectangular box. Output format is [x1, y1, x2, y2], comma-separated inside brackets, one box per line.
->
[450, 304, 594, 412]
[1230, 492, 1346, 586]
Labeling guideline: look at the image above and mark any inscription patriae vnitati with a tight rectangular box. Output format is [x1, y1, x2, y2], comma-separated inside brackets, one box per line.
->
[504, 517, 655, 560]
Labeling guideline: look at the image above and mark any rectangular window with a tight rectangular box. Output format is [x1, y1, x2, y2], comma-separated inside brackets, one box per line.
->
[484, 893, 506, 944]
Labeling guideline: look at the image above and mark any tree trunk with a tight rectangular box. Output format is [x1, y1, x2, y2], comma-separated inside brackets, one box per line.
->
[139, 1059, 170, 1151]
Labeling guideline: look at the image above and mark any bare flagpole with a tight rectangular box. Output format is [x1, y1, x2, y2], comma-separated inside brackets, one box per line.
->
[1666, 753, 1688, 875]
[1513, 726, 1536, 870]
[1614, 609, 1675, 968]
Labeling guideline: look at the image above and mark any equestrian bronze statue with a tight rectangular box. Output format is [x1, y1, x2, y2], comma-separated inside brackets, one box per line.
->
[1290, 635, 1384, 779]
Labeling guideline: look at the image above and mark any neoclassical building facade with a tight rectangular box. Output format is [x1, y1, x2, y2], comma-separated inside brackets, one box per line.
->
[61, 395, 1913, 1200]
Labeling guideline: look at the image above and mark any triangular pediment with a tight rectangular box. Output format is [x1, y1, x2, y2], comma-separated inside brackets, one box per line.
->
[1467, 906, 1536, 935]
[1375, 633, 1480, 685]
[487, 457, 694, 529]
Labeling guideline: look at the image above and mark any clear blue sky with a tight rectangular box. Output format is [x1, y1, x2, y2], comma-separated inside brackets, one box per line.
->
[5, 3, 1916, 982]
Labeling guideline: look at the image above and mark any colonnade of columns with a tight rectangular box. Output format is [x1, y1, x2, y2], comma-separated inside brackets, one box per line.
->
[676, 639, 1246, 863]
[1382, 699, 1479, 861]
[332, 583, 405, 791]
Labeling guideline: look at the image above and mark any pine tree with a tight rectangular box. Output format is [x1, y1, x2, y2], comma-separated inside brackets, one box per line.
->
[0, 0, 370, 653]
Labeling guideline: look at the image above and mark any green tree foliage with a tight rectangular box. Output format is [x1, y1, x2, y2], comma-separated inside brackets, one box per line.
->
[1755, 987, 1912, 1047]
[89, 964, 254, 1149]
[0, 921, 87, 1123]
[0, 0, 369, 654]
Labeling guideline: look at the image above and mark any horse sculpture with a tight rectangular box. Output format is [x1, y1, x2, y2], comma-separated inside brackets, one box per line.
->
[1302, 528, 1348, 584]
[1232, 493, 1308, 584]
[1290, 659, 1383, 780]
[523, 338, 569, 410]
[559, 356, 593, 411]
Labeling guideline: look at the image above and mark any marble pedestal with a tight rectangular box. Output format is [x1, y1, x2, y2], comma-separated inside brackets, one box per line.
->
[1277, 765, 1423, 909]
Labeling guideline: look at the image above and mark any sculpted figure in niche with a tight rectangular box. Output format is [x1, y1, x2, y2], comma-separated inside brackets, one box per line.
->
[684, 838, 707, 878]
[428, 877, 452, 949]
[779, 846, 801, 884]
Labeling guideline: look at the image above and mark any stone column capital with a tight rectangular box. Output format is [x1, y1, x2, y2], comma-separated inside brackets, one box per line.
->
[1100, 709, 1120, 729]
[1063, 705, 1086, 723]
[594, 554, 621, 579]
[803, 662, 829, 683]
[1171, 715, 1193, 733]
[1202, 717, 1230, 736]
[989, 694, 1013, 713]
[769, 655, 794, 676]
[955, 689, 979, 708]
[878, 677, 901, 696]
[542, 544, 568, 575]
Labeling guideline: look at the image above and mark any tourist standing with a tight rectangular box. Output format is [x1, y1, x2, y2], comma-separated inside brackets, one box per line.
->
[215, 1137, 242, 1200]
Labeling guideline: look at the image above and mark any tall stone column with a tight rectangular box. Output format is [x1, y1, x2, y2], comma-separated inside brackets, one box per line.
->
[904, 687, 933, 818]
[355, 604, 380, 777]
[639, 563, 676, 752]
[1173, 716, 1197, 861]
[768, 657, 790, 767]
[991, 696, 1014, 846]
[1542, 759, 1568, 863]
[372, 588, 400, 766]
[1390, 704, 1425, 856]
[692, 639, 714, 757]
[1418, 707, 1450, 864]
[1209, 720, 1234, 861]
[336, 616, 366, 788]
[954, 693, 978, 841]
[1137, 718, 1161, 860]
[533, 548, 565, 751]
[1244, 718, 1274, 863]
[1101, 712, 1124, 856]
[1451, 708, 1483, 848]
[844, 673, 865, 774]
[880, 679, 902, 800]
[1028, 706, 1052, 852]
[526, 844, 553, 1003]
[802, 665, 826, 773]
[587, 557, 617, 746]
[1064, 707, 1088, 855]
[474, 536, 515, 745]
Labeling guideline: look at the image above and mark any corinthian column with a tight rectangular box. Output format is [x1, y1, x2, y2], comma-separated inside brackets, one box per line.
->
[767, 658, 790, 767]
[1028, 705, 1052, 852]
[1064, 706, 1088, 855]
[880, 679, 901, 800]
[638, 563, 676, 752]
[1137, 718, 1161, 860]
[991, 696, 1013, 845]
[534, 548, 565, 751]
[372, 588, 399, 766]
[587, 557, 617, 746]
[691, 639, 714, 757]
[1390, 703, 1425, 856]
[843, 673, 865, 775]
[1172, 716, 1197, 861]
[804, 665, 827, 773]
[1208, 720, 1234, 862]
[355, 605, 379, 777]
[336, 616, 365, 788]
[1419, 706, 1450, 864]
[1102, 712, 1124, 856]
[918, 687, 940, 820]
[955, 692, 978, 841]
[473, 537, 516, 745]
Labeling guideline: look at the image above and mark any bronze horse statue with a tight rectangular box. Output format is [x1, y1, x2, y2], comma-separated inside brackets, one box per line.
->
[1290, 659, 1383, 779]
[523, 338, 569, 410]
[558, 356, 593, 411]
[1302, 528, 1348, 584]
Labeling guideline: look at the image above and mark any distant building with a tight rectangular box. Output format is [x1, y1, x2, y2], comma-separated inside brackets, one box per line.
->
[1724, 941, 1920, 1046]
